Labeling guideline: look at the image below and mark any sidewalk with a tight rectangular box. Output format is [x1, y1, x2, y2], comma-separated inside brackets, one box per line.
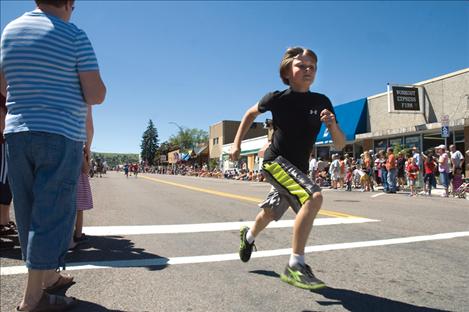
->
[374, 185, 461, 198]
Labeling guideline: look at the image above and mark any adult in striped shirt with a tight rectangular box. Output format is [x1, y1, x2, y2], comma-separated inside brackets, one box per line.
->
[0, 1, 106, 310]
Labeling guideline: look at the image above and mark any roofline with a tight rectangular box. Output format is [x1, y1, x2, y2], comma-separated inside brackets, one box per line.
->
[367, 68, 469, 100]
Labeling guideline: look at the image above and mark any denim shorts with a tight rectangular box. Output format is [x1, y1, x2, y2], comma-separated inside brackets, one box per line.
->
[439, 171, 449, 188]
[6, 132, 83, 270]
[260, 156, 321, 221]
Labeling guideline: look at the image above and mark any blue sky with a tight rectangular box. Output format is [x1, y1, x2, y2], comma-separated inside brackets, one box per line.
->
[1, 1, 468, 153]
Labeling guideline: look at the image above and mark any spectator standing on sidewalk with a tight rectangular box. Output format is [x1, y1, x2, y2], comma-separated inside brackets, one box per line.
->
[378, 150, 388, 192]
[309, 155, 318, 181]
[436, 145, 450, 197]
[0, 93, 17, 249]
[449, 144, 464, 178]
[406, 157, 419, 196]
[422, 151, 437, 196]
[329, 154, 340, 189]
[411, 147, 423, 191]
[316, 157, 328, 173]
[386, 147, 397, 193]
[1, 1, 106, 310]
[72, 106, 94, 246]
[396, 151, 406, 191]
[345, 167, 353, 191]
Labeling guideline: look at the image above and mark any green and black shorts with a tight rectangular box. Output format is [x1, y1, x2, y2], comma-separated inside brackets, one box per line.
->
[260, 156, 321, 221]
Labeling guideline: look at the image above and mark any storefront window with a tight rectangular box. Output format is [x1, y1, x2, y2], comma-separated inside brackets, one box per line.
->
[454, 130, 465, 156]
[343, 144, 353, 156]
[389, 137, 403, 149]
[317, 146, 330, 161]
[422, 133, 444, 152]
[354, 143, 363, 160]
[404, 135, 421, 149]
[374, 139, 388, 154]
[454, 130, 464, 143]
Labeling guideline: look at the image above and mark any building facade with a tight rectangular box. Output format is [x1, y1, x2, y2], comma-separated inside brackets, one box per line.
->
[209, 120, 267, 160]
[313, 69, 468, 176]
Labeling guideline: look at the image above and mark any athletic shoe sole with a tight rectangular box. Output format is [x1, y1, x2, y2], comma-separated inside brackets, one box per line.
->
[280, 273, 326, 290]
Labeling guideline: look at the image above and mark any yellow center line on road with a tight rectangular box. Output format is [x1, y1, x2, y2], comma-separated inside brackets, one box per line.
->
[140, 175, 363, 219]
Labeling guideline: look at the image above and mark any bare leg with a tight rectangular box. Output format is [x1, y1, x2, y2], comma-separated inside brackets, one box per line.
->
[18, 270, 47, 310]
[250, 208, 275, 237]
[74, 211, 84, 238]
[292, 192, 323, 255]
[0, 204, 11, 224]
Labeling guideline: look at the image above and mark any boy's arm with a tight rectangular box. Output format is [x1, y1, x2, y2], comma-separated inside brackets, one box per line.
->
[320, 109, 345, 150]
[230, 103, 261, 160]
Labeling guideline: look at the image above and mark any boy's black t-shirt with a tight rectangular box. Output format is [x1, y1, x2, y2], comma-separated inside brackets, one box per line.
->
[258, 88, 337, 173]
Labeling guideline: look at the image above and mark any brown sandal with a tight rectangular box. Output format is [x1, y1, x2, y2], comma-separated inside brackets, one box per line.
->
[16, 292, 77, 312]
[44, 274, 75, 292]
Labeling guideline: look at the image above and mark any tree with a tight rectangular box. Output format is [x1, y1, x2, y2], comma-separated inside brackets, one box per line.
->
[154, 141, 173, 165]
[168, 126, 208, 153]
[141, 119, 159, 166]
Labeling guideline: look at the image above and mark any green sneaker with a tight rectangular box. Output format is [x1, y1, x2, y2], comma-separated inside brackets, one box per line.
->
[239, 226, 256, 262]
[280, 263, 326, 290]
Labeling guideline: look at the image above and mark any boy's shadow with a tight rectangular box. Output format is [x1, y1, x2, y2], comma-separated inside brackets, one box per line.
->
[249, 270, 450, 312]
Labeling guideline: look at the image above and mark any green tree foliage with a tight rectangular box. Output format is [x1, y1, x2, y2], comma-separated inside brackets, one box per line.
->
[168, 126, 208, 153]
[141, 119, 159, 166]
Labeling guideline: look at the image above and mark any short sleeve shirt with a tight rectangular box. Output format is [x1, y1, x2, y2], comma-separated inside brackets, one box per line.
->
[439, 153, 449, 173]
[451, 151, 464, 169]
[1, 10, 99, 142]
[258, 88, 336, 173]
[386, 154, 396, 170]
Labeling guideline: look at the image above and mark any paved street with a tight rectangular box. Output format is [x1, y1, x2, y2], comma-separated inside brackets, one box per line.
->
[1, 171, 468, 312]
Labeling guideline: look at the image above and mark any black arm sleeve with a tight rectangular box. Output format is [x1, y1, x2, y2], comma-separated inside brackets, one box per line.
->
[257, 92, 277, 113]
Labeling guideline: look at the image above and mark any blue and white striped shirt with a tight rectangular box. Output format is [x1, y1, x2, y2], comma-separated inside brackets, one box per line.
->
[0, 10, 99, 142]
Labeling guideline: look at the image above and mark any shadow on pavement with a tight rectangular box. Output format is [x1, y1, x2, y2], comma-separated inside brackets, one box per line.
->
[249, 270, 449, 312]
[67, 235, 169, 271]
[313, 287, 451, 312]
[48, 286, 134, 312]
[1, 235, 169, 272]
[72, 300, 138, 312]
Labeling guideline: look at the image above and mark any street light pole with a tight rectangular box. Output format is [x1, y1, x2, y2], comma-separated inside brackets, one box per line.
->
[169, 121, 183, 132]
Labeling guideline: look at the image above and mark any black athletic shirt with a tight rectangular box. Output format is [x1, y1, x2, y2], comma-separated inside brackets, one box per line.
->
[258, 88, 337, 173]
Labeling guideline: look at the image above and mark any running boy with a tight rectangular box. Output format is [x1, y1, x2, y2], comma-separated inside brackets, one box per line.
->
[230, 47, 345, 290]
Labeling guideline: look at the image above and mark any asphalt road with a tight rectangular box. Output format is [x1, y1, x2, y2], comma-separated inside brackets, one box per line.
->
[1, 171, 468, 312]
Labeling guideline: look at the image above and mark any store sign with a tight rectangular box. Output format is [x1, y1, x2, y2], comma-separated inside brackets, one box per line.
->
[392, 86, 420, 111]
[441, 126, 450, 138]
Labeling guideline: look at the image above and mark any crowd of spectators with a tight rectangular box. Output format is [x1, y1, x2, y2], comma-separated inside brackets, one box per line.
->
[309, 144, 466, 197]
[139, 144, 467, 197]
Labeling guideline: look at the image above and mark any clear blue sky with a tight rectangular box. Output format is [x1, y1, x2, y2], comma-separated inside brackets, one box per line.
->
[2, 1, 468, 153]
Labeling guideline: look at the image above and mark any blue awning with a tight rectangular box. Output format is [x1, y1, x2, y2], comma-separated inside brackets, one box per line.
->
[316, 98, 367, 145]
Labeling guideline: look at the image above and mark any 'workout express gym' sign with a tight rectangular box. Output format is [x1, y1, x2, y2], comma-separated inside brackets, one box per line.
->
[392, 86, 420, 111]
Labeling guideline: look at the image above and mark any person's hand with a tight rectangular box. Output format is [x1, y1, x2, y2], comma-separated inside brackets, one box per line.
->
[320, 109, 336, 126]
[230, 146, 241, 161]
[82, 151, 90, 174]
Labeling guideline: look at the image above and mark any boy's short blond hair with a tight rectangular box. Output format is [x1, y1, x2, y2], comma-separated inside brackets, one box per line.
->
[35, 0, 72, 8]
[279, 47, 318, 85]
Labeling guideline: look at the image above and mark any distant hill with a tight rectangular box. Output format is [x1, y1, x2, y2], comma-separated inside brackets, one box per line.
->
[91, 152, 140, 168]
